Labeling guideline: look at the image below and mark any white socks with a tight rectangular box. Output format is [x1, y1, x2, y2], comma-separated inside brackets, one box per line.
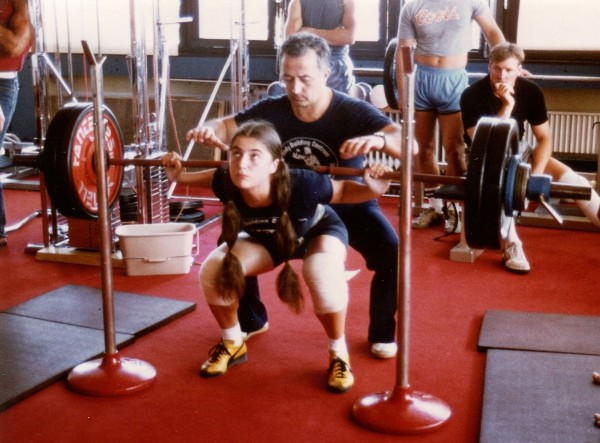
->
[329, 336, 348, 357]
[429, 197, 445, 214]
[222, 323, 243, 346]
[505, 217, 522, 246]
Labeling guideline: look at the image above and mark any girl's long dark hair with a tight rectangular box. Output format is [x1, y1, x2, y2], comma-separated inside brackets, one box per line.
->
[218, 120, 304, 313]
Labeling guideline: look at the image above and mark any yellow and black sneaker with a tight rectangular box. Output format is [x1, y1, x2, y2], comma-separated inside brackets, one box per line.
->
[199, 340, 247, 378]
[327, 351, 354, 393]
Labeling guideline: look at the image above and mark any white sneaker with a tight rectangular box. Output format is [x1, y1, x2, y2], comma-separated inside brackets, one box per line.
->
[370, 342, 398, 359]
[503, 242, 530, 273]
[411, 208, 443, 229]
[242, 322, 269, 340]
[444, 208, 461, 234]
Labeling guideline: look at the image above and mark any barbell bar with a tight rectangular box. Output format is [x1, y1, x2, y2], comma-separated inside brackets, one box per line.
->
[11, 106, 592, 250]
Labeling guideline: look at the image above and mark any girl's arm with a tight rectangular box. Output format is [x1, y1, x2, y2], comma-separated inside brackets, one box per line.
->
[329, 163, 392, 204]
[161, 152, 215, 188]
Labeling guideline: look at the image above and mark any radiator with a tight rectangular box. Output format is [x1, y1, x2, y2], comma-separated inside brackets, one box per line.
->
[525, 111, 600, 156]
[376, 111, 600, 166]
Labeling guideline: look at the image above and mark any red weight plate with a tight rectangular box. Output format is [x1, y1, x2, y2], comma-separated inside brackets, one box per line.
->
[42, 103, 124, 219]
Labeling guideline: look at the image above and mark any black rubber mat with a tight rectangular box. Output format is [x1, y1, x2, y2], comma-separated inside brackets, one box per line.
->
[480, 349, 600, 442]
[0, 313, 134, 411]
[5, 284, 196, 336]
[478, 309, 600, 355]
[0, 285, 196, 411]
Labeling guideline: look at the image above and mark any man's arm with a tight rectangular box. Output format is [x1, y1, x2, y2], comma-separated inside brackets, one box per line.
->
[284, 0, 303, 36]
[474, 11, 505, 49]
[529, 122, 553, 174]
[186, 115, 239, 151]
[0, 0, 32, 56]
[339, 122, 403, 160]
[394, 37, 416, 111]
[285, 0, 356, 46]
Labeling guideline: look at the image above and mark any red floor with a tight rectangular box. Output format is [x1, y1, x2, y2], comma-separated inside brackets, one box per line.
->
[1, 186, 600, 442]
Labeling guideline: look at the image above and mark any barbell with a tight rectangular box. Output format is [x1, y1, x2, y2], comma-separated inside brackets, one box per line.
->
[13, 103, 591, 250]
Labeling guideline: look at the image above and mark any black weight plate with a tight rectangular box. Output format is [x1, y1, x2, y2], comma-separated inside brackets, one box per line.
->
[479, 121, 518, 249]
[383, 38, 400, 111]
[464, 117, 495, 249]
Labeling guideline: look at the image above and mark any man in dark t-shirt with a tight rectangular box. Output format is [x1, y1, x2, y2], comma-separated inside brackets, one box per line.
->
[461, 42, 600, 273]
[186, 32, 403, 359]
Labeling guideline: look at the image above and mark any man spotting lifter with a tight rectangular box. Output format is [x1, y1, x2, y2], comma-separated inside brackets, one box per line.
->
[186, 32, 403, 359]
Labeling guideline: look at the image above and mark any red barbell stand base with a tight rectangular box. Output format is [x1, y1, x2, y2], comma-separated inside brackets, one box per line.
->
[67, 353, 156, 396]
[352, 385, 451, 435]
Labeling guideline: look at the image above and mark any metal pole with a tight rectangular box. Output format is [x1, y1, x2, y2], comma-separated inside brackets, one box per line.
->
[86, 43, 117, 356]
[396, 50, 415, 389]
[352, 46, 451, 435]
[67, 41, 156, 397]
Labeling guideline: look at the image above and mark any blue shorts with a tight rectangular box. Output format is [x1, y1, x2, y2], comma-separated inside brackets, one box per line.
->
[414, 64, 468, 114]
[327, 52, 355, 94]
[254, 205, 348, 266]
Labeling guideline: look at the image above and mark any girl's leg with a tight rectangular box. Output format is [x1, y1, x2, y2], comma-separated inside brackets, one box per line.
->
[199, 238, 274, 377]
[302, 235, 353, 392]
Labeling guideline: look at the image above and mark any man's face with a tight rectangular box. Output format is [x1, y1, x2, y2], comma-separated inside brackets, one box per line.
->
[489, 56, 522, 88]
[280, 50, 330, 109]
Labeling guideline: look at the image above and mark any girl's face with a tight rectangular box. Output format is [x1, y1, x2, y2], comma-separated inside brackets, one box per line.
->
[228, 135, 279, 196]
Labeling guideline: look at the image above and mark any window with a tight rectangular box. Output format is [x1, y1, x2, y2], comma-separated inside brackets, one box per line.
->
[516, 0, 600, 60]
[38, 0, 181, 56]
[180, 0, 599, 64]
[497, 0, 599, 62]
[179, 0, 396, 58]
[196, 0, 269, 41]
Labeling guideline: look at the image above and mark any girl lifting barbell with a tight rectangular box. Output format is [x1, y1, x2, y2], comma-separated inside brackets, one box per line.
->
[161, 119, 393, 393]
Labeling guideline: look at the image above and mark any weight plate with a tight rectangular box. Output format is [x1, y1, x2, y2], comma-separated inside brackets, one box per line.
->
[42, 103, 124, 219]
[513, 162, 531, 213]
[383, 38, 399, 111]
[464, 117, 519, 249]
[479, 121, 518, 249]
[464, 117, 494, 249]
[503, 155, 520, 216]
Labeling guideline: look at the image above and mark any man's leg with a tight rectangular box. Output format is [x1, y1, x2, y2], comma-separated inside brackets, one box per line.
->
[334, 202, 398, 357]
[237, 276, 269, 337]
[545, 158, 600, 228]
[413, 110, 445, 228]
[438, 111, 468, 233]
[216, 235, 268, 337]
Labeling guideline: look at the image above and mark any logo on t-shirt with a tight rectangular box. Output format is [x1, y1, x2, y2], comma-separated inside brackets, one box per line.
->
[415, 7, 460, 26]
[282, 138, 337, 168]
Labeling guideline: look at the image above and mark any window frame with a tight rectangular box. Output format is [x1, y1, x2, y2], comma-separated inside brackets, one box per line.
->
[179, 0, 600, 65]
[179, 0, 400, 60]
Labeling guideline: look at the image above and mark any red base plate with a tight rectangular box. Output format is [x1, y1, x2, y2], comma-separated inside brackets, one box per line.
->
[67, 353, 156, 397]
[352, 385, 451, 435]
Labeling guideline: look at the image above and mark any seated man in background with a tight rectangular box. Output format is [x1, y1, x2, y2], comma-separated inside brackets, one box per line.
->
[460, 42, 600, 273]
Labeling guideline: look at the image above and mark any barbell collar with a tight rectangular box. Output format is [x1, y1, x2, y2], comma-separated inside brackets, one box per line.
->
[10, 153, 40, 169]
